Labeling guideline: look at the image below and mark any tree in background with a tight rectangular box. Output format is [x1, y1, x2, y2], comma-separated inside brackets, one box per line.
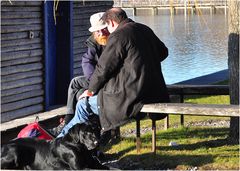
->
[228, 0, 239, 143]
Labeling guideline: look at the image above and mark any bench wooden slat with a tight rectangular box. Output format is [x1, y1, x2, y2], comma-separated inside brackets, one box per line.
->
[141, 103, 239, 117]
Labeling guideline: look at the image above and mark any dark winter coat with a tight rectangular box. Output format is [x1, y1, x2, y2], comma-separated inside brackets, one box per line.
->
[81, 35, 104, 80]
[88, 19, 170, 131]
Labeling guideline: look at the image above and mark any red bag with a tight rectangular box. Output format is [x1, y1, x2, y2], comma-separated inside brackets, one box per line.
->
[17, 117, 54, 140]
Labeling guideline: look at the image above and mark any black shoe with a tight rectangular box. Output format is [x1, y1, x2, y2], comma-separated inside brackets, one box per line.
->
[48, 118, 66, 137]
[64, 114, 74, 125]
[99, 130, 112, 146]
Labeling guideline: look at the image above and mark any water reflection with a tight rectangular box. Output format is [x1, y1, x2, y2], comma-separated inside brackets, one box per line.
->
[128, 12, 228, 84]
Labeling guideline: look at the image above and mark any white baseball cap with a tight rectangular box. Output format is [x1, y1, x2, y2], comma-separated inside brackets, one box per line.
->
[88, 12, 107, 32]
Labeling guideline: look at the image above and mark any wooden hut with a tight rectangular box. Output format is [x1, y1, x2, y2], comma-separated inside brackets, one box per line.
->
[1, 1, 113, 122]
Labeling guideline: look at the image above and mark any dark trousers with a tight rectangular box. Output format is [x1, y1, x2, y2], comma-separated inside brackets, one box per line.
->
[66, 76, 89, 115]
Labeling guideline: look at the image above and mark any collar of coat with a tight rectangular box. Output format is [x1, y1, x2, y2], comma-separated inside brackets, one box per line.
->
[116, 18, 134, 31]
[85, 35, 103, 50]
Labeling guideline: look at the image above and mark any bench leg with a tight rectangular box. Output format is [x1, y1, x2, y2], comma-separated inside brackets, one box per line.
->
[180, 94, 184, 126]
[136, 119, 141, 153]
[152, 119, 156, 154]
[180, 114, 184, 126]
[164, 115, 169, 130]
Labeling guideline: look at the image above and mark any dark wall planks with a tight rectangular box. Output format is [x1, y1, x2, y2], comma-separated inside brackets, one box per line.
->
[72, 1, 113, 77]
[1, 1, 44, 122]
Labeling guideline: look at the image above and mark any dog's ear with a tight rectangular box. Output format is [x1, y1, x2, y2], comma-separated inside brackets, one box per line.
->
[87, 115, 101, 129]
[86, 115, 101, 138]
[76, 124, 86, 143]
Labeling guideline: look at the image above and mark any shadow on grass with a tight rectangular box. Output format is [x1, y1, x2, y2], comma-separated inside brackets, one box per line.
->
[101, 136, 132, 153]
[140, 127, 229, 142]
[103, 137, 235, 170]
[115, 152, 214, 170]
[101, 144, 136, 162]
[157, 138, 231, 151]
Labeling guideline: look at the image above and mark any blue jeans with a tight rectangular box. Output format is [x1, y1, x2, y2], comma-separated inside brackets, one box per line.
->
[57, 95, 99, 138]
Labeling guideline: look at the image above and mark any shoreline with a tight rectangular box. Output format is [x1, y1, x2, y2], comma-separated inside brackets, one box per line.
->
[175, 69, 228, 85]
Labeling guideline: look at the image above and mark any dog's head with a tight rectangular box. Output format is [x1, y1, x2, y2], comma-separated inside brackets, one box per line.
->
[62, 121, 101, 150]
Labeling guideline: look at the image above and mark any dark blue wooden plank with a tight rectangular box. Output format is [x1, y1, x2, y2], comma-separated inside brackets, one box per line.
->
[44, 1, 57, 110]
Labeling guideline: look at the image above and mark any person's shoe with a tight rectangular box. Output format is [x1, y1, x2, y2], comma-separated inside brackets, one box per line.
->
[48, 118, 66, 137]
[99, 130, 112, 146]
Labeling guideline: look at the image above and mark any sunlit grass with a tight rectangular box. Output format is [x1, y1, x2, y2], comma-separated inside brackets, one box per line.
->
[103, 127, 239, 170]
[185, 95, 230, 104]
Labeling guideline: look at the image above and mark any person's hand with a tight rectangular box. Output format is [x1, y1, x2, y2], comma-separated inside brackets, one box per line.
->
[78, 90, 94, 100]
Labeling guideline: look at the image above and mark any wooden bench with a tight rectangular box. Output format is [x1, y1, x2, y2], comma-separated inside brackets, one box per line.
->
[137, 103, 239, 154]
[135, 84, 235, 154]
[167, 84, 229, 126]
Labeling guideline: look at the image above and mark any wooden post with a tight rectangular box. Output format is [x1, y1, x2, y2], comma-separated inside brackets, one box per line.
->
[184, 0, 187, 17]
[153, 7, 158, 15]
[192, 5, 196, 15]
[152, 119, 156, 154]
[211, 5, 216, 15]
[180, 94, 184, 126]
[170, 6, 176, 15]
[136, 119, 141, 153]
[133, 7, 136, 16]
[224, 0, 227, 16]
[164, 115, 169, 130]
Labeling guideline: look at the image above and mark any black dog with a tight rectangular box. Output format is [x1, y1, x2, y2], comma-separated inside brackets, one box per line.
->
[1, 123, 108, 170]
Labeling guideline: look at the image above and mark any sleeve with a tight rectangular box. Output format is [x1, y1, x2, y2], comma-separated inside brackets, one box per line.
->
[81, 47, 98, 80]
[88, 34, 126, 94]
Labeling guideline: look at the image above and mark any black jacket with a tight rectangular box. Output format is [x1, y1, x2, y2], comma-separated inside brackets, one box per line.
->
[89, 19, 169, 131]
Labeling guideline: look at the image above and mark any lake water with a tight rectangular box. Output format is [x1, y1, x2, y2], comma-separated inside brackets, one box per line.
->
[127, 12, 228, 84]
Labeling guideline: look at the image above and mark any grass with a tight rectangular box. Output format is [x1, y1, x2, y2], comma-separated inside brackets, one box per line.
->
[101, 82, 239, 170]
[103, 127, 239, 170]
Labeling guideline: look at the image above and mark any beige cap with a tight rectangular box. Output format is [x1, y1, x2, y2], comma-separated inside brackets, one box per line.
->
[88, 12, 107, 32]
